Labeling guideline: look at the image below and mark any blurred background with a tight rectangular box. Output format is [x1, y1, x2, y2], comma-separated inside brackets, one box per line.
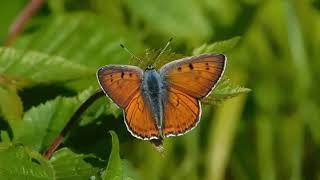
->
[0, 0, 319, 179]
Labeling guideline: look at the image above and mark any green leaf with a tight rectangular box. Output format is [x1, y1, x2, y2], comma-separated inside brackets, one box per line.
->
[124, 0, 212, 45]
[193, 36, 241, 55]
[0, 47, 95, 87]
[11, 87, 97, 151]
[102, 131, 140, 180]
[14, 13, 144, 68]
[13, 13, 144, 91]
[102, 131, 122, 180]
[0, 85, 23, 122]
[104, 100, 121, 119]
[0, 142, 54, 179]
[203, 78, 251, 105]
[0, 131, 11, 142]
[0, 143, 101, 180]
[50, 148, 101, 180]
[78, 96, 120, 126]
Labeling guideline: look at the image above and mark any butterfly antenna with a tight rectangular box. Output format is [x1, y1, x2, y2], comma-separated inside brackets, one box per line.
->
[120, 44, 143, 64]
[153, 37, 173, 65]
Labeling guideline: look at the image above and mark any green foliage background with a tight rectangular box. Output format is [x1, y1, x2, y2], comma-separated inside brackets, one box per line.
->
[0, 0, 319, 179]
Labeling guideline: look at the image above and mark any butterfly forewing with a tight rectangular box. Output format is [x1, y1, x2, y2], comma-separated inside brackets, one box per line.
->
[97, 65, 143, 108]
[163, 87, 201, 137]
[160, 53, 226, 98]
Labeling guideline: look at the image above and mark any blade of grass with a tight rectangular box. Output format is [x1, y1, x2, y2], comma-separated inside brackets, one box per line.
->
[256, 115, 276, 180]
[206, 73, 247, 180]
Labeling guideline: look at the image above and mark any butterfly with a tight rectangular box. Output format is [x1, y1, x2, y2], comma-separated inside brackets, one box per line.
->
[97, 53, 226, 140]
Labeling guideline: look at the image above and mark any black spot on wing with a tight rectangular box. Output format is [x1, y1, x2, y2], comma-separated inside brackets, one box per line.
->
[189, 63, 194, 70]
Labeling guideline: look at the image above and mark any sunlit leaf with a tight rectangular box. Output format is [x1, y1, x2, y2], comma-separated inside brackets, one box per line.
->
[14, 13, 144, 68]
[0, 143, 102, 180]
[13, 13, 145, 91]
[50, 148, 101, 180]
[102, 131, 122, 180]
[102, 131, 139, 180]
[193, 36, 241, 55]
[0, 47, 95, 88]
[203, 78, 251, 105]
[11, 87, 97, 151]
[0, 143, 54, 179]
[132, 48, 184, 70]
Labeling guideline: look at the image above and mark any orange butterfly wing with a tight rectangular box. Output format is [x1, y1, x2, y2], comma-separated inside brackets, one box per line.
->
[163, 87, 201, 137]
[160, 53, 226, 136]
[124, 92, 160, 139]
[97, 65, 160, 139]
[97, 65, 143, 108]
[160, 53, 226, 98]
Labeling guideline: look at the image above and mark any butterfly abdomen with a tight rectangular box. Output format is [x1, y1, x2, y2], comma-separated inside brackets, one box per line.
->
[142, 69, 165, 133]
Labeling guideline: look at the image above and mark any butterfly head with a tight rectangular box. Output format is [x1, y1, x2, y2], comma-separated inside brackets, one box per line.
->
[145, 65, 155, 71]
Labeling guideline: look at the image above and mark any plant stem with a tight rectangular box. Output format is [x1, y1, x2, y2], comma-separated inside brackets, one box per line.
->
[4, 0, 45, 46]
[43, 90, 105, 159]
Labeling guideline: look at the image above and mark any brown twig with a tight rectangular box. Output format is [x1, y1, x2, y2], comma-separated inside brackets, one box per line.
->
[43, 90, 105, 159]
[4, 0, 45, 46]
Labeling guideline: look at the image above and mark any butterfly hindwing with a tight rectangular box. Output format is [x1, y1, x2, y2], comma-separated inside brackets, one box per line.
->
[124, 92, 160, 139]
[160, 53, 226, 98]
[97, 65, 143, 108]
[163, 87, 201, 137]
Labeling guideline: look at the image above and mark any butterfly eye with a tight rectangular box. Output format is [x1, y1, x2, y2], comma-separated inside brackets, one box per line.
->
[177, 67, 182, 71]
